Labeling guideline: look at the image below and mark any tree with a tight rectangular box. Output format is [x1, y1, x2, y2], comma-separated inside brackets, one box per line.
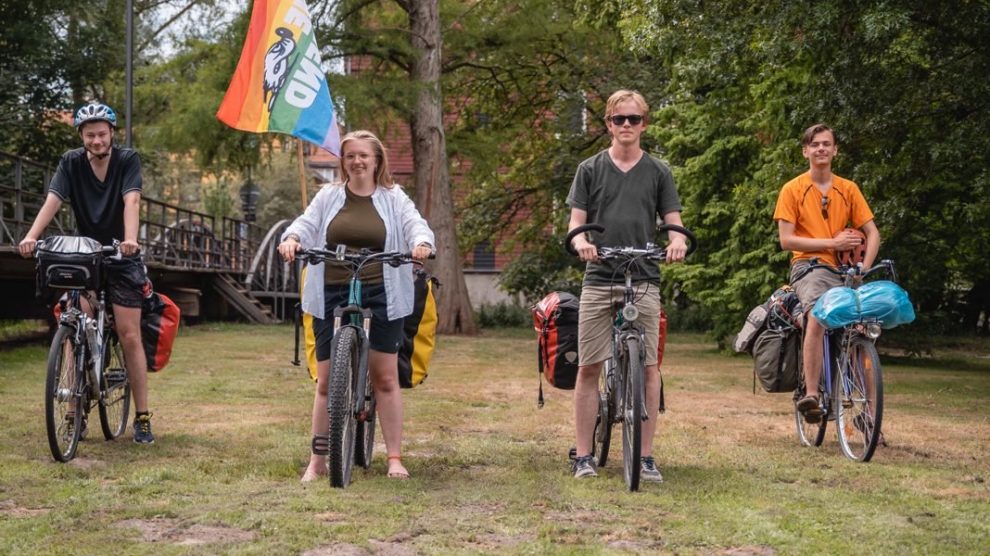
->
[607, 0, 990, 344]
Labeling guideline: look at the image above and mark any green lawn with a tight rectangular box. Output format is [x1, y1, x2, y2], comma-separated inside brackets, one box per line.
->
[1, 324, 987, 554]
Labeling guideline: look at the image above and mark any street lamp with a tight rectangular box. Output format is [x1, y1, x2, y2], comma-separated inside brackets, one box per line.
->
[239, 172, 261, 223]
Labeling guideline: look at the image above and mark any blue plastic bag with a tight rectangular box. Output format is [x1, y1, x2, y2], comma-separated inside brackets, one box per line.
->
[858, 280, 916, 329]
[812, 287, 860, 329]
[812, 281, 915, 329]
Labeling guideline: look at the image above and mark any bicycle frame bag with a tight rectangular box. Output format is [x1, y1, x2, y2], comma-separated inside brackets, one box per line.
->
[398, 270, 439, 388]
[141, 283, 181, 372]
[36, 235, 103, 290]
[532, 291, 580, 407]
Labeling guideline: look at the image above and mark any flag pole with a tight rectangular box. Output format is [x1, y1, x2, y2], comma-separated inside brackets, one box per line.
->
[296, 138, 308, 209]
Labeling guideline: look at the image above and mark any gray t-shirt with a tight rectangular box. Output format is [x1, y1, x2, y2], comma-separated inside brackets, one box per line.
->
[566, 150, 682, 285]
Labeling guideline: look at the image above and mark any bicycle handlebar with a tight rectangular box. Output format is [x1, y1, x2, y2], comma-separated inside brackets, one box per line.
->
[792, 258, 898, 283]
[34, 239, 125, 259]
[298, 247, 433, 271]
[563, 223, 698, 259]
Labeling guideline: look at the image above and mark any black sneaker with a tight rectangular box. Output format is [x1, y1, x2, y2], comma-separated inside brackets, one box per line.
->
[133, 413, 155, 444]
[640, 456, 664, 483]
[572, 455, 597, 479]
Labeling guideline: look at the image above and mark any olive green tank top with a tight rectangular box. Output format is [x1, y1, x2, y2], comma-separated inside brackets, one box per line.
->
[324, 187, 386, 285]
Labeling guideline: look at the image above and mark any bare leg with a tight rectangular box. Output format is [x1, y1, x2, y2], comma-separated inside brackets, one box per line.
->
[641, 363, 660, 457]
[301, 359, 331, 482]
[803, 318, 826, 399]
[574, 361, 604, 457]
[369, 350, 407, 478]
[113, 305, 148, 412]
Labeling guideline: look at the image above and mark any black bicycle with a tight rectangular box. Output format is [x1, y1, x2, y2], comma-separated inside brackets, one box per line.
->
[793, 258, 897, 462]
[36, 236, 132, 462]
[298, 246, 426, 487]
[565, 223, 696, 491]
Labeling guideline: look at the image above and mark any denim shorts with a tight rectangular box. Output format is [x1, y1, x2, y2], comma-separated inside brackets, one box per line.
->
[312, 283, 404, 360]
[104, 255, 147, 309]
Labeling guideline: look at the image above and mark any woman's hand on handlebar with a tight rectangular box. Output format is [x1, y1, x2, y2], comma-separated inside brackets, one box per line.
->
[571, 234, 599, 262]
[278, 236, 302, 263]
[412, 243, 433, 261]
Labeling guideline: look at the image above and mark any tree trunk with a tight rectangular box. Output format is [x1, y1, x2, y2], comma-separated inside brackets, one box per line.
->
[408, 0, 477, 334]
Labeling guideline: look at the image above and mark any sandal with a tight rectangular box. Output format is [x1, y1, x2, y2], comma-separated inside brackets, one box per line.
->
[386, 455, 410, 479]
[796, 395, 823, 423]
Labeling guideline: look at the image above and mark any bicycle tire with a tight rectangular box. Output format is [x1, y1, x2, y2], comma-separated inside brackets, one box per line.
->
[328, 326, 360, 487]
[354, 377, 376, 470]
[98, 330, 131, 440]
[836, 337, 884, 462]
[45, 325, 82, 462]
[622, 336, 643, 492]
[593, 357, 615, 468]
[795, 397, 828, 447]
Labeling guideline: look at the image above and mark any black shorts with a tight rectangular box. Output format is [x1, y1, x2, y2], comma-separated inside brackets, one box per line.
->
[313, 283, 404, 360]
[104, 255, 147, 309]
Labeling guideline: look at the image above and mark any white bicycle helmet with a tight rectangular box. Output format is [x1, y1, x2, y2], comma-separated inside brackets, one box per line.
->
[73, 103, 117, 129]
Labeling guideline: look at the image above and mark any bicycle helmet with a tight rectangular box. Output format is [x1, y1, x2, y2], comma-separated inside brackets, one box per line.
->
[834, 227, 866, 267]
[73, 103, 117, 129]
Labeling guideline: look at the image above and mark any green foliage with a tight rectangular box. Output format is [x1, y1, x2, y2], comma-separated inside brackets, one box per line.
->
[475, 301, 531, 329]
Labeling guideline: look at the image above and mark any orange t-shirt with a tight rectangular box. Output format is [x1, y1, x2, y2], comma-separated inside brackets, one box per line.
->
[773, 172, 874, 267]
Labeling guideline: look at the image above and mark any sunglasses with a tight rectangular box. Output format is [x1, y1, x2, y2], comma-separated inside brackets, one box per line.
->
[821, 196, 830, 220]
[608, 114, 644, 126]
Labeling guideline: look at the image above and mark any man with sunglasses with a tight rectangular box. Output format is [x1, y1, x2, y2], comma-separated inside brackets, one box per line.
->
[566, 90, 688, 482]
[773, 124, 880, 423]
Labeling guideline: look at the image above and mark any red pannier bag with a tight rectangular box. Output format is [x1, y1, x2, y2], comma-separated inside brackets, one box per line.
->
[141, 284, 180, 372]
[532, 291, 580, 407]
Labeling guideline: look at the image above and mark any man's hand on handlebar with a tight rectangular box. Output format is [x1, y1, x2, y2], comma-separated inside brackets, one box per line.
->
[119, 239, 140, 257]
[18, 237, 37, 258]
[571, 234, 599, 263]
[665, 234, 688, 263]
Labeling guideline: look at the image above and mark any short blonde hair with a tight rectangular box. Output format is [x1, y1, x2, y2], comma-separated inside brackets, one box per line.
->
[339, 130, 394, 188]
[605, 90, 649, 121]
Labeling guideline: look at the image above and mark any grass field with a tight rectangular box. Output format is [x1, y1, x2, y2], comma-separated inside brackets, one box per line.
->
[1, 324, 987, 554]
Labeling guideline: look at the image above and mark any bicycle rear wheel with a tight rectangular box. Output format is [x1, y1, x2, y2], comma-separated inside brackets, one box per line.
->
[354, 377, 377, 470]
[45, 325, 83, 462]
[621, 336, 643, 492]
[593, 357, 616, 468]
[836, 337, 884, 462]
[328, 326, 360, 487]
[98, 330, 131, 440]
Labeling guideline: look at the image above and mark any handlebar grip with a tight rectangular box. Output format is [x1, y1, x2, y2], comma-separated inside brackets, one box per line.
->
[564, 224, 605, 256]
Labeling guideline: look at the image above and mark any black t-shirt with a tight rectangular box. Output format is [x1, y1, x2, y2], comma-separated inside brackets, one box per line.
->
[48, 148, 142, 245]
[566, 150, 682, 285]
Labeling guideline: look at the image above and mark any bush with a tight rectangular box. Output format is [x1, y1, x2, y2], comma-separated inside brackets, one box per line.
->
[476, 301, 531, 329]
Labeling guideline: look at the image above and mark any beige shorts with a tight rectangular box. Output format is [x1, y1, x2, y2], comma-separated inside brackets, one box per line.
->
[790, 261, 843, 313]
[578, 283, 662, 367]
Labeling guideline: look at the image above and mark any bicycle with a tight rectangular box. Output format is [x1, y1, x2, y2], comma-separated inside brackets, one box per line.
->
[36, 236, 132, 462]
[792, 258, 897, 462]
[564, 223, 697, 491]
[297, 246, 426, 488]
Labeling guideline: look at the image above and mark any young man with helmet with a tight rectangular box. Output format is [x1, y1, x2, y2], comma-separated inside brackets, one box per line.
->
[773, 123, 881, 423]
[19, 102, 156, 444]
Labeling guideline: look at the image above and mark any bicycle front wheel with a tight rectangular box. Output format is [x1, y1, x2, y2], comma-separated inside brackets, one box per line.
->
[354, 378, 377, 470]
[327, 326, 361, 487]
[593, 357, 615, 468]
[836, 337, 884, 462]
[98, 330, 131, 440]
[45, 325, 82, 462]
[621, 336, 643, 492]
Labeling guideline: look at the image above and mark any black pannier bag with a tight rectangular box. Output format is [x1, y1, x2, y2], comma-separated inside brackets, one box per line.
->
[36, 236, 104, 290]
[750, 285, 804, 393]
[532, 291, 581, 407]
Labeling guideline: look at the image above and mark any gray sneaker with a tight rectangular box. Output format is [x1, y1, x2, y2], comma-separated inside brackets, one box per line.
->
[640, 456, 664, 483]
[572, 455, 597, 479]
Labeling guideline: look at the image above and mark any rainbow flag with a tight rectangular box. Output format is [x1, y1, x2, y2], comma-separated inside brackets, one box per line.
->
[217, 0, 340, 155]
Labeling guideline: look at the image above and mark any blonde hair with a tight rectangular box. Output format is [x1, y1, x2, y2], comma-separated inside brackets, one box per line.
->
[604, 90, 649, 121]
[339, 130, 394, 188]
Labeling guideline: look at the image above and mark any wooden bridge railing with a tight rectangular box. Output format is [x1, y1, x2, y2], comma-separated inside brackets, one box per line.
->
[1, 151, 262, 275]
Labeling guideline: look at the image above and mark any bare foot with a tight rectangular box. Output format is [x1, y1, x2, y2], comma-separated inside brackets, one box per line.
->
[387, 456, 409, 479]
[301, 455, 327, 482]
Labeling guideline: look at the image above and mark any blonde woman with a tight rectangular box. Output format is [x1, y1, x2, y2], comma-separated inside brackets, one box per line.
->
[278, 130, 435, 481]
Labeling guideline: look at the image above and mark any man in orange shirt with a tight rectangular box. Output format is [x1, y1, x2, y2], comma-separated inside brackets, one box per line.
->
[773, 124, 881, 422]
